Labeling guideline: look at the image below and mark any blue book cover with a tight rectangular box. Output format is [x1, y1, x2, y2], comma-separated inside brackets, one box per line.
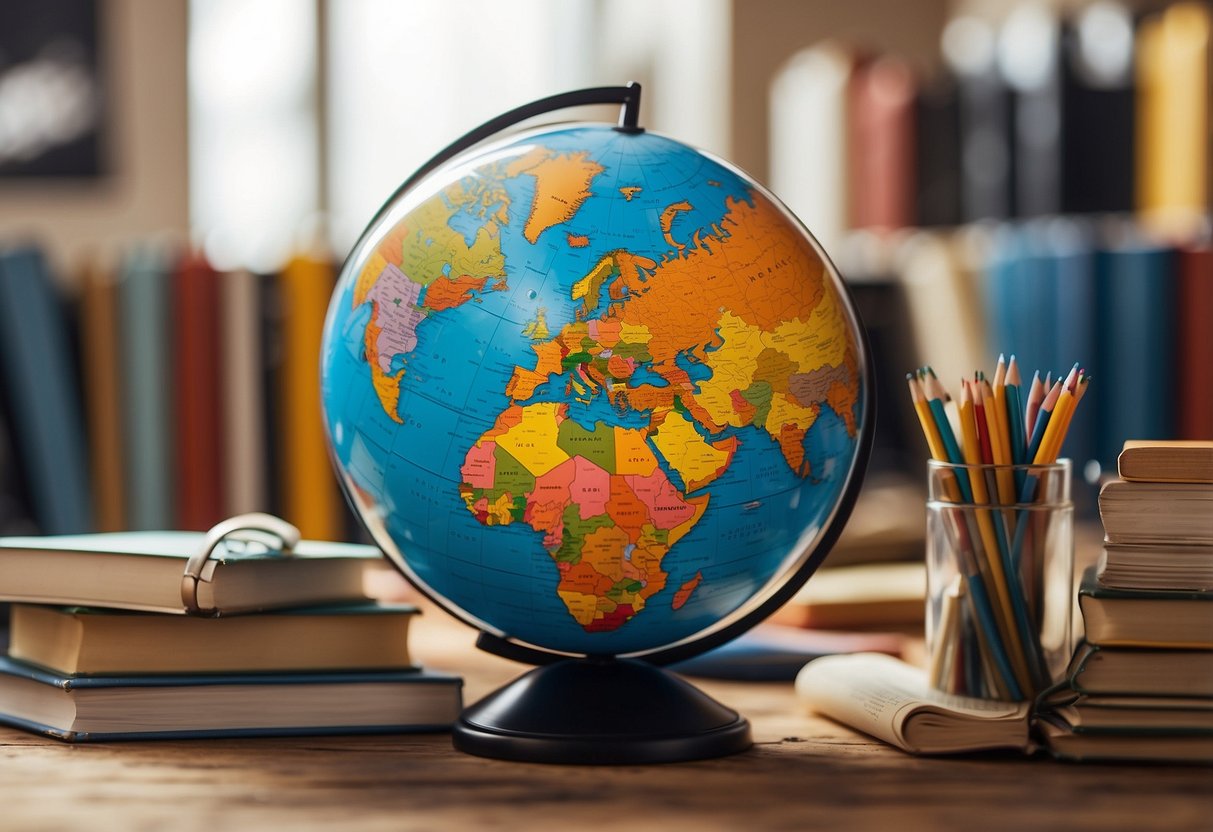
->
[0, 656, 462, 742]
[1094, 240, 1175, 472]
[983, 223, 1056, 378]
[117, 244, 174, 530]
[1044, 220, 1099, 511]
[0, 247, 93, 534]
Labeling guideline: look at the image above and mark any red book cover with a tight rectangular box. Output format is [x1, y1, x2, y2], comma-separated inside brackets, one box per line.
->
[847, 54, 917, 231]
[1177, 245, 1213, 438]
[172, 251, 225, 530]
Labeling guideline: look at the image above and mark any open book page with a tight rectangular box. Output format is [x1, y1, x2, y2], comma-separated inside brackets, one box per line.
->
[796, 653, 1033, 754]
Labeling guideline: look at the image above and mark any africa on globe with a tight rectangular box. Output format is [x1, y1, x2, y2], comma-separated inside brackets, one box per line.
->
[320, 122, 866, 659]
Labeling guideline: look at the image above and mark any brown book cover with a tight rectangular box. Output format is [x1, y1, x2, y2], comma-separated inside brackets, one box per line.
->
[1118, 440, 1213, 484]
[1177, 246, 1213, 439]
[172, 251, 224, 530]
[78, 259, 125, 532]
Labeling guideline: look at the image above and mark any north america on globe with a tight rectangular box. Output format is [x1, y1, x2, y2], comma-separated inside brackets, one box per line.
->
[322, 126, 862, 654]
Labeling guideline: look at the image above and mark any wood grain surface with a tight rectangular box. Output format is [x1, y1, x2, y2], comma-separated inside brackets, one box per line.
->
[1, 602, 1209, 832]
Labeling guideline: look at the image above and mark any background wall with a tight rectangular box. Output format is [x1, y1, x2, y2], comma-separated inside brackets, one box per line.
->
[729, 0, 951, 182]
[0, 0, 189, 280]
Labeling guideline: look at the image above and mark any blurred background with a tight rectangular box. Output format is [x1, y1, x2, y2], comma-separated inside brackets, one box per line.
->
[0, 0, 1208, 574]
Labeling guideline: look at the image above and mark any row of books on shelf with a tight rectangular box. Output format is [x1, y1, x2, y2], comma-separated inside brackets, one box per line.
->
[0, 515, 461, 741]
[0, 243, 354, 541]
[844, 217, 1211, 496]
[771, 1, 1211, 248]
[798, 440, 1213, 763]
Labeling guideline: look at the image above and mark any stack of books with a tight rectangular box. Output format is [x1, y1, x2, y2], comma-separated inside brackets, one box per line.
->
[1038, 440, 1213, 762]
[0, 516, 461, 742]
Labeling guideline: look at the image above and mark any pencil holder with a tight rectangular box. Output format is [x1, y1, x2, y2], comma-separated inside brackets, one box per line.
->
[925, 459, 1073, 702]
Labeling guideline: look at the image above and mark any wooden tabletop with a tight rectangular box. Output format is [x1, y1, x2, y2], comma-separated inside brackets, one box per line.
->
[1, 603, 1210, 832]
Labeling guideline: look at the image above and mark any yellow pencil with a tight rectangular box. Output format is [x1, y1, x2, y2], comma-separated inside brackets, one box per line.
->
[983, 377, 1017, 507]
[1035, 365, 1080, 464]
[907, 373, 947, 462]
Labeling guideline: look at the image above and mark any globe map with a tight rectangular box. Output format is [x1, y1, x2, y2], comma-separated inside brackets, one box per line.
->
[321, 125, 864, 657]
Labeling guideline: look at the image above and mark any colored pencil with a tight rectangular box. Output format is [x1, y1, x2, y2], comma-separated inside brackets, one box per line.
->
[1004, 358, 1025, 459]
[1025, 380, 1062, 466]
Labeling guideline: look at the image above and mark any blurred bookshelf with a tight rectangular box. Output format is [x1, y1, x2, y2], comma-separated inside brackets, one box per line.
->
[0, 0, 1209, 549]
[766, 0, 1211, 543]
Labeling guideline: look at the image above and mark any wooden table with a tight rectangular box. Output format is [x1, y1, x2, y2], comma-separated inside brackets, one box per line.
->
[1, 604, 1209, 831]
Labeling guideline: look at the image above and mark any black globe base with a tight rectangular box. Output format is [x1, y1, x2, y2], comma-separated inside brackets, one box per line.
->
[452, 657, 752, 764]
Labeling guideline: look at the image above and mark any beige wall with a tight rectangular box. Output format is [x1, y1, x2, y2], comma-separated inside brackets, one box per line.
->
[0, 0, 189, 283]
[730, 0, 952, 184]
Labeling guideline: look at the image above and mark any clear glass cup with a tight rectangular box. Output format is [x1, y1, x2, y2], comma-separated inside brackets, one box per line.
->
[925, 459, 1073, 702]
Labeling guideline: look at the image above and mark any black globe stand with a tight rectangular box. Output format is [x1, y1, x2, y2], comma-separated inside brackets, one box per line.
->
[452, 657, 751, 764]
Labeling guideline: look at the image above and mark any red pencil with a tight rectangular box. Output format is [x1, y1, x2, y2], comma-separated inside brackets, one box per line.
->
[973, 379, 994, 464]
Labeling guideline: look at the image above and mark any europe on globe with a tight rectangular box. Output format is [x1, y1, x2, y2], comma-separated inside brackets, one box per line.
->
[320, 122, 866, 659]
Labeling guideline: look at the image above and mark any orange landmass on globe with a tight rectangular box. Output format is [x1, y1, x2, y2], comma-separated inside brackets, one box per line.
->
[672, 571, 703, 610]
[567, 232, 590, 248]
[659, 200, 693, 250]
[609, 195, 829, 369]
[619, 186, 642, 201]
[362, 315, 404, 424]
[506, 149, 605, 244]
[423, 274, 491, 311]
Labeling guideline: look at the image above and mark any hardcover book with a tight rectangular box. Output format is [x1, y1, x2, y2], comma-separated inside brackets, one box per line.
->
[1049, 696, 1213, 733]
[1064, 642, 1213, 697]
[1117, 440, 1213, 485]
[0, 529, 380, 615]
[1078, 567, 1213, 649]
[0, 656, 461, 742]
[8, 602, 417, 676]
[1098, 544, 1213, 592]
[1098, 479, 1213, 546]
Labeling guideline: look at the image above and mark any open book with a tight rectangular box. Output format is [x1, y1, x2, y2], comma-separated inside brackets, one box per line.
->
[796, 653, 1032, 754]
[797, 653, 1213, 762]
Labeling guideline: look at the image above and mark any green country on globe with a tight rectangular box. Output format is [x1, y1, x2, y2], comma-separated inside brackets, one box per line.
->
[320, 124, 865, 657]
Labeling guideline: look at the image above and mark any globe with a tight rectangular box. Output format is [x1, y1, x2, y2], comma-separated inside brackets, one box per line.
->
[321, 106, 870, 668]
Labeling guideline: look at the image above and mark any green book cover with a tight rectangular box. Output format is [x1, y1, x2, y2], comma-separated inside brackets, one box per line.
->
[1078, 566, 1213, 649]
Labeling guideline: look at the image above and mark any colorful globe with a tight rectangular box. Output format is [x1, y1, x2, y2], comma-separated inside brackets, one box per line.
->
[321, 123, 869, 659]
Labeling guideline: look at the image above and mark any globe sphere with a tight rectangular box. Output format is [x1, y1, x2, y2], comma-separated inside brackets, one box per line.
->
[321, 123, 869, 659]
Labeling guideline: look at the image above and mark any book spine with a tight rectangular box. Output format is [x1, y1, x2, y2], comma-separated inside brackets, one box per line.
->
[172, 252, 226, 530]
[279, 255, 343, 540]
[1177, 246, 1213, 440]
[769, 42, 852, 254]
[1135, 3, 1210, 238]
[847, 55, 916, 231]
[221, 269, 268, 515]
[79, 259, 127, 532]
[0, 248, 93, 534]
[913, 76, 961, 228]
[1003, 5, 1064, 218]
[119, 247, 173, 530]
[1094, 245, 1176, 472]
[1059, 7, 1135, 213]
